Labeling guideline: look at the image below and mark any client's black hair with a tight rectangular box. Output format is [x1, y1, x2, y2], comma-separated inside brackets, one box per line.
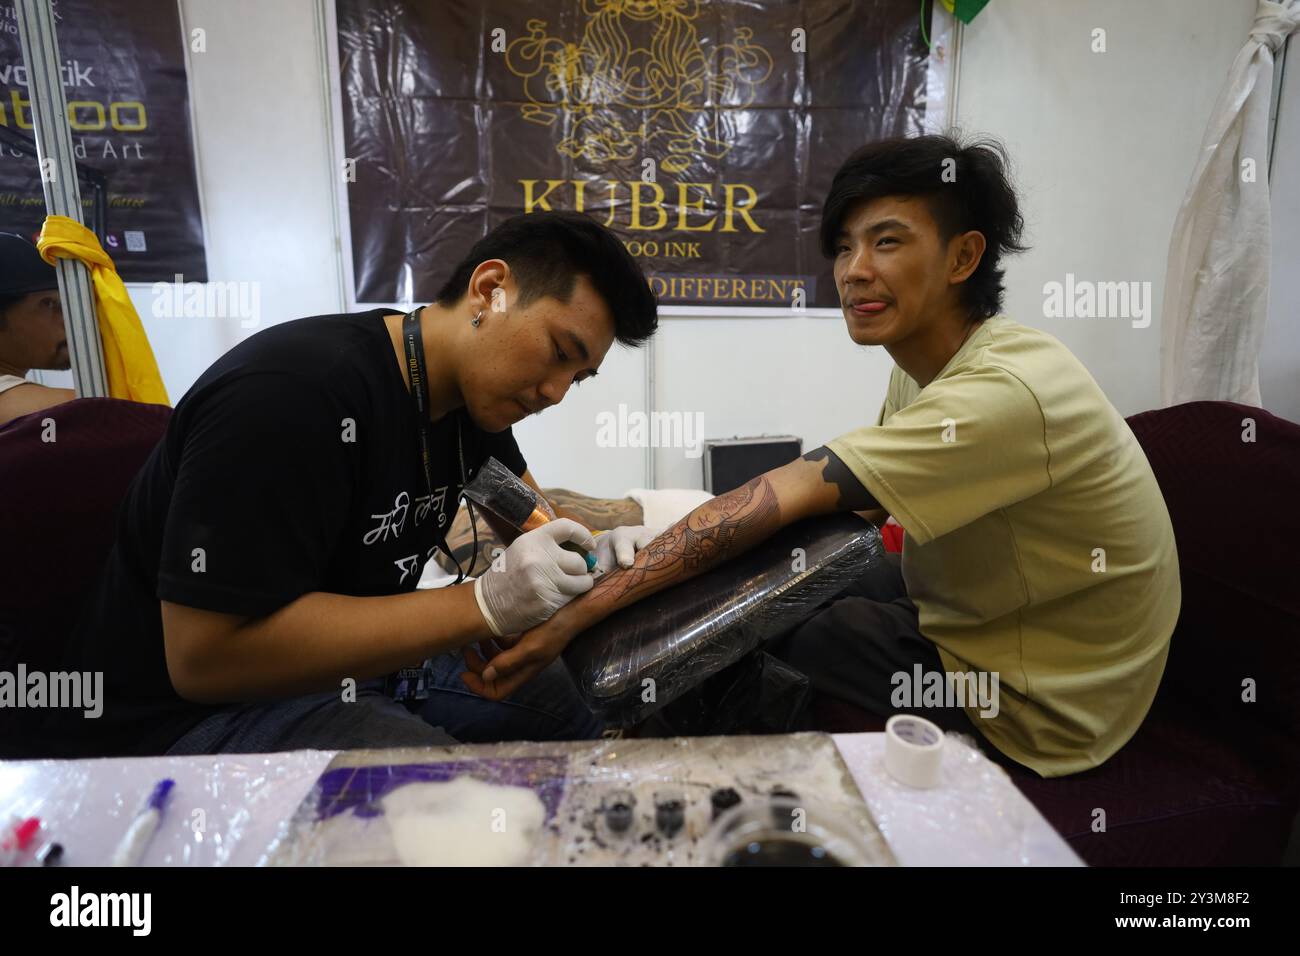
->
[820, 131, 1028, 320]
[436, 210, 658, 347]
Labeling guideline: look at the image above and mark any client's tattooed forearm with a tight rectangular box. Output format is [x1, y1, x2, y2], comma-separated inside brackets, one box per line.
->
[802, 446, 880, 512]
[588, 476, 781, 606]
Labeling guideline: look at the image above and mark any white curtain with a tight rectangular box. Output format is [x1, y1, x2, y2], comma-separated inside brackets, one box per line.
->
[1161, 0, 1300, 407]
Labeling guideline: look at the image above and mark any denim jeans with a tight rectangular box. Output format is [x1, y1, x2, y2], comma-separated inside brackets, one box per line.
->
[410, 653, 604, 743]
[166, 655, 603, 755]
[165, 678, 455, 755]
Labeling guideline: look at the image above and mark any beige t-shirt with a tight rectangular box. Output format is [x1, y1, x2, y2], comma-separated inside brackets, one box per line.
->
[827, 317, 1180, 777]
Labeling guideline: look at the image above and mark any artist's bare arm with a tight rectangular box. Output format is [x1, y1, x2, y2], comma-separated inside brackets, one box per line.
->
[462, 446, 879, 699]
[162, 583, 493, 704]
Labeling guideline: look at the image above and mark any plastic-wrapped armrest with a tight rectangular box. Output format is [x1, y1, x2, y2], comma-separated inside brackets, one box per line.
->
[563, 514, 886, 726]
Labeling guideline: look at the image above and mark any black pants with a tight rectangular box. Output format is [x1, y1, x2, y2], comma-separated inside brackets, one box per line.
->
[769, 552, 988, 740]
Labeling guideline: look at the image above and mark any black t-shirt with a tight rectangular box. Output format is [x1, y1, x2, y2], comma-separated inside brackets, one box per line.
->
[53, 309, 526, 757]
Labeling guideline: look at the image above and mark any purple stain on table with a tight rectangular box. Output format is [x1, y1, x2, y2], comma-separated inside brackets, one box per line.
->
[313, 759, 569, 822]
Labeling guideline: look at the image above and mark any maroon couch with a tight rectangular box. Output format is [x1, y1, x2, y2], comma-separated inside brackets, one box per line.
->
[815, 401, 1300, 866]
[0, 398, 172, 757]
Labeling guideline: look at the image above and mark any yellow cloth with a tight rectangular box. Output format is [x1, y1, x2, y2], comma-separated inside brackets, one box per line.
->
[828, 317, 1180, 778]
[36, 216, 169, 405]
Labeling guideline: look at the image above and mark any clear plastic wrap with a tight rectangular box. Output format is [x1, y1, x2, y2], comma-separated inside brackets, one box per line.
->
[636, 649, 813, 737]
[263, 733, 897, 867]
[563, 514, 886, 726]
[0, 751, 336, 866]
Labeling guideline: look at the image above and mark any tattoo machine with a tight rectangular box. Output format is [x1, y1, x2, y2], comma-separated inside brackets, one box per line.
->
[461, 456, 597, 571]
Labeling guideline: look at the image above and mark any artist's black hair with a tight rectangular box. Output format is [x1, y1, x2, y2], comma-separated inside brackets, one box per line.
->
[436, 210, 658, 347]
[820, 131, 1028, 321]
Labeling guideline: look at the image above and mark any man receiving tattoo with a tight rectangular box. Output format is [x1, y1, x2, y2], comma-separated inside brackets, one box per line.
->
[463, 134, 1180, 780]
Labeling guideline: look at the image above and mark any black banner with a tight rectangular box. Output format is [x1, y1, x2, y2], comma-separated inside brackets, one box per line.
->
[337, 0, 931, 307]
[0, 0, 207, 282]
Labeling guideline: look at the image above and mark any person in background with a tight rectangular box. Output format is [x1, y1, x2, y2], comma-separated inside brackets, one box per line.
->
[0, 233, 74, 427]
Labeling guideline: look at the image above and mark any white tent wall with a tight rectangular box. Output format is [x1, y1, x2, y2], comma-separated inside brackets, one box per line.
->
[956, 0, 1259, 421]
[33, 0, 1277, 495]
[146, 0, 345, 402]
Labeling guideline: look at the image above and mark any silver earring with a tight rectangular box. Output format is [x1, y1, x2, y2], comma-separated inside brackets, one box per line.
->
[471, 310, 482, 328]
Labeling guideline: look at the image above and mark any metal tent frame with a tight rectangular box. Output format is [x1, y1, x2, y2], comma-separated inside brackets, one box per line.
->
[13, 0, 107, 397]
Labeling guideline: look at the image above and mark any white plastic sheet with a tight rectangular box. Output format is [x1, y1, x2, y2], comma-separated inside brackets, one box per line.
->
[833, 732, 1083, 867]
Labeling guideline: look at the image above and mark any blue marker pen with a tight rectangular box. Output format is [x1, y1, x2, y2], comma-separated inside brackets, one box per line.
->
[110, 778, 174, 867]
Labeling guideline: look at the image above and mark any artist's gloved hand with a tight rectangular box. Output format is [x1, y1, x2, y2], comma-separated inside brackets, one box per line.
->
[592, 525, 660, 573]
[472, 519, 597, 637]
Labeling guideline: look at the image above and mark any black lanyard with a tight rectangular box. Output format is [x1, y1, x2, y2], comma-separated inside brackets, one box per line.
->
[402, 307, 476, 582]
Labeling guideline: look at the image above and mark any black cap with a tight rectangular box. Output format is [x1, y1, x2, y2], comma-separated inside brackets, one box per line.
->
[0, 232, 58, 296]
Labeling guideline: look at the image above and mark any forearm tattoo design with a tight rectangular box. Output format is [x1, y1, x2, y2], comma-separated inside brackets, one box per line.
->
[588, 475, 780, 606]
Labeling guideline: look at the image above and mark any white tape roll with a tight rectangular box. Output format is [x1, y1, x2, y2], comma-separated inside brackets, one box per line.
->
[884, 714, 944, 789]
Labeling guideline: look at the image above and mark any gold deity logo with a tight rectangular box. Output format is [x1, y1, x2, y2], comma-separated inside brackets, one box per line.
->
[505, 0, 774, 173]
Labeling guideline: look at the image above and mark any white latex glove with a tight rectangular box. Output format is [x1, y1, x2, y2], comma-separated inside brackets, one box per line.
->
[472, 519, 597, 638]
[593, 525, 660, 573]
